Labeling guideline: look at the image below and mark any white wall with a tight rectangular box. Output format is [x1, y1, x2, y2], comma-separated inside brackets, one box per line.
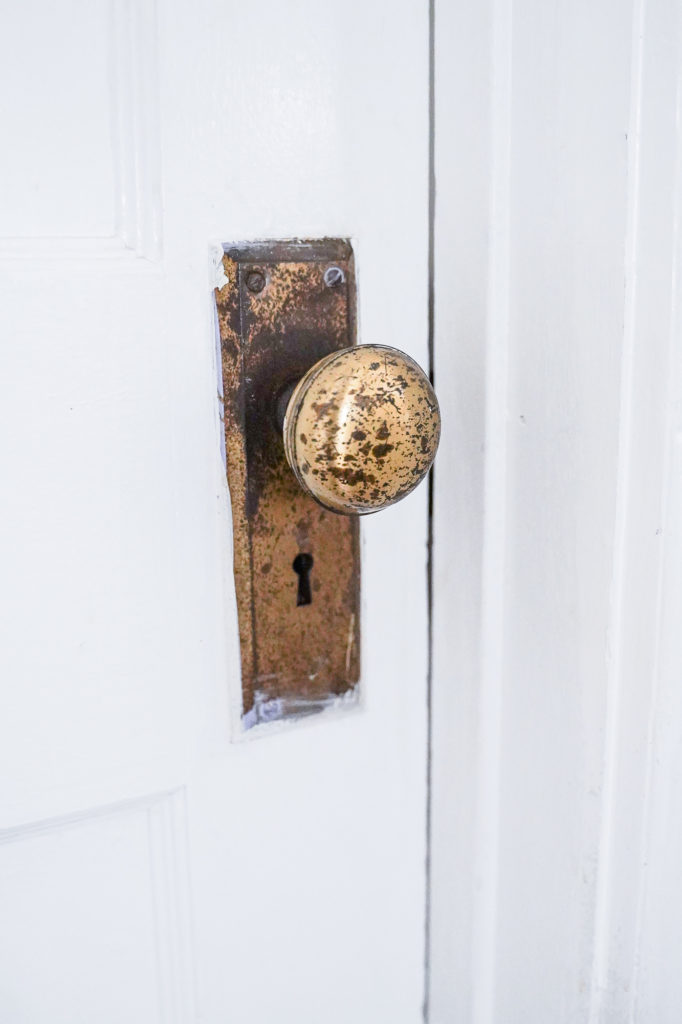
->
[430, 0, 682, 1020]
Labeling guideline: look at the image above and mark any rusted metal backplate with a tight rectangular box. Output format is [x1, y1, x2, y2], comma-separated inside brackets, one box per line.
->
[215, 239, 360, 728]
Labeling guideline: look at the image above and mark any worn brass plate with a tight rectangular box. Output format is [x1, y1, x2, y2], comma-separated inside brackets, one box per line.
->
[215, 239, 360, 728]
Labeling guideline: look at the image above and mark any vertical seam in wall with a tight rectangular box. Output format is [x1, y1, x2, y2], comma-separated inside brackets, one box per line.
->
[587, 0, 646, 1018]
[423, 0, 436, 1018]
[470, 0, 512, 1021]
[630, 31, 682, 1020]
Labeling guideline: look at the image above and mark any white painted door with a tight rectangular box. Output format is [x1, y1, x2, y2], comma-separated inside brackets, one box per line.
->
[0, 3, 430, 1022]
[430, 0, 682, 1020]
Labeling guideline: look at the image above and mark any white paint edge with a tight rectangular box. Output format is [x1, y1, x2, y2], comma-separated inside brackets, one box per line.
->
[470, 0, 512, 1020]
[629, 43, 682, 1019]
[0, 788, 182, 845]
[588, 0, 646, 1017]
[0, 236, 160, 264]
[147, 789, 197, 1024]
[110, 0, 163, 261]
[0, 0, 162, 265]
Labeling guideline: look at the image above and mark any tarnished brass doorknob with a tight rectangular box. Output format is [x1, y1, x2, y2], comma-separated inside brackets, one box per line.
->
[283, 344, 440, 515]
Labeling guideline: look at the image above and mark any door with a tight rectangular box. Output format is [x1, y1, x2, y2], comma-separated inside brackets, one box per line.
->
[429, 0, 682, 1020]
[0, 3, 431, 1022]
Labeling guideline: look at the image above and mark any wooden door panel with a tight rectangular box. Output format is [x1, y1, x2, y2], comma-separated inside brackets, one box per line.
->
[0, 793, 193, 1024]
[0, 2, 430, 1022]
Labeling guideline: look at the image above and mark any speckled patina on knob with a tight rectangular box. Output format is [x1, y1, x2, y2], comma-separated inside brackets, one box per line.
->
[283, 344, 441, 515]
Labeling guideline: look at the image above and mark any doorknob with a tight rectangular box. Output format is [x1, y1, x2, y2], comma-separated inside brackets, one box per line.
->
[282, 345, 440, 514]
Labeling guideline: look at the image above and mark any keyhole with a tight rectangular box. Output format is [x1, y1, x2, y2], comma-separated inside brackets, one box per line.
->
[293, 553, 314, 606]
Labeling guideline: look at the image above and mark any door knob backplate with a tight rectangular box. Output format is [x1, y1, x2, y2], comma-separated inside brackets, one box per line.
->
[215, 239, 361, 729]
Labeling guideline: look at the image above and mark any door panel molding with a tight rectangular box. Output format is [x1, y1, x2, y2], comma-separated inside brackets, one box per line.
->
[0, 0, 161, 264]
[589, 0, 682, 1017]
[0, 789, 195, 1024]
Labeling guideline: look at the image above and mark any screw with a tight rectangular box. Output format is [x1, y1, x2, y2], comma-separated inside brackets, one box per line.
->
[324, 266, 345, 288]
[245, 269, 266, 293]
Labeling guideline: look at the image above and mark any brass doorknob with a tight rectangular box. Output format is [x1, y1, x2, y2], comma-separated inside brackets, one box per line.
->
[282, 344, 440, 515]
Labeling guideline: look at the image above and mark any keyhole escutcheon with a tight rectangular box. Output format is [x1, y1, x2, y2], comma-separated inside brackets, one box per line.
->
[293, 553, 314, 606]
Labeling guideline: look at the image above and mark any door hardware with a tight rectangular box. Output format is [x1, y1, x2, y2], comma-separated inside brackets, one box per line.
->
[283, 344, 439, 514]
[214, 239, 439, 728]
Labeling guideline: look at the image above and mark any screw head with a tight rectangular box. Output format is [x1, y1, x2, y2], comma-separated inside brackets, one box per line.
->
[246, 269, 266, 293]
[324, 265, 345, 288]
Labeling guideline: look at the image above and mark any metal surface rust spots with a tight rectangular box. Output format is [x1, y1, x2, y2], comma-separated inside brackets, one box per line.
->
[214, 240, 360, 727]
[283, 345, 440, 515]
